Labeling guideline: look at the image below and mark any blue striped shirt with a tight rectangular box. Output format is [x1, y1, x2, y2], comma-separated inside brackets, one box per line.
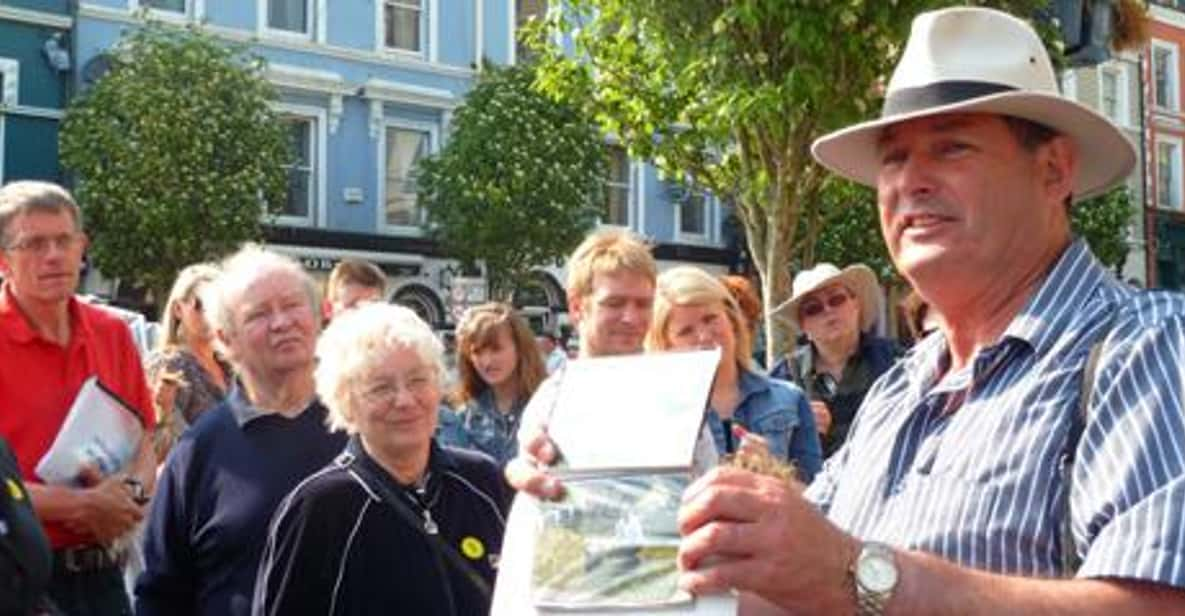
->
[805, 240, 1185, 588]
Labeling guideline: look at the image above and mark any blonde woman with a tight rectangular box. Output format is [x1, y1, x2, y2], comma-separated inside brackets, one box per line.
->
[437, 302, 547, 466]
[146, 263, 230, 454]
[646, 266, 821, 481]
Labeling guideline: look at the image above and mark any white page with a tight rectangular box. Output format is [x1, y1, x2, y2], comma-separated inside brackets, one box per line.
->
[36, 376, 145, 485]
[546, 349, 720, 473]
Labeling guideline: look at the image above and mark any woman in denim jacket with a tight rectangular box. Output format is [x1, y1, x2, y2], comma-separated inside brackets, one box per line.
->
[437, 302, 548, 466]
[646, 267, 822, 482]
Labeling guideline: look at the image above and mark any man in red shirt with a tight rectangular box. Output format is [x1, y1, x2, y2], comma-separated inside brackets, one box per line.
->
[0, 180, 156, 615]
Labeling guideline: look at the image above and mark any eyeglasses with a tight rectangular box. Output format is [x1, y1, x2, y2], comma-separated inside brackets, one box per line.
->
[799, 292, 851, 319]
[191, 297, 204, 313]
[3, 233, 84, 255]
[358, 373, 435, 406]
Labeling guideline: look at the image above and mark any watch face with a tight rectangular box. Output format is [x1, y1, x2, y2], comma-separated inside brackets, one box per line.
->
[858, 551, 898, 593]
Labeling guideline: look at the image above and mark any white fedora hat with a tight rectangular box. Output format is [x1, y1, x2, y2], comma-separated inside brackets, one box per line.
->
[812, 7, 1135, 201]
[772, 263, 881, 332]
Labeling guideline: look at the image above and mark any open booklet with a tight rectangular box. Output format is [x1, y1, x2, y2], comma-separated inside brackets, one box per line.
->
[35, 376, 145, 485]
[530, 349, 726, 612]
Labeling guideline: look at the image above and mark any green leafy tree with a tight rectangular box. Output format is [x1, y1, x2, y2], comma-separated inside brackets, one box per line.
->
[800, 181, 895, 284]
[1072, 185, 1136, 274]
[60, 23, 288, 306]
[525, 0, 1051, 362]
[417, 62, 605, 299]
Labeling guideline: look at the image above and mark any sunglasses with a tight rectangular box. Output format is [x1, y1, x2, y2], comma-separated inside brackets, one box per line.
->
[799, 292, 850, 319]
[191, 297, 204, 313]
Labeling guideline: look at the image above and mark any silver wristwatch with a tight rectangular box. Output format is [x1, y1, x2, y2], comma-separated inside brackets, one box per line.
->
[852, 542, 898, 616]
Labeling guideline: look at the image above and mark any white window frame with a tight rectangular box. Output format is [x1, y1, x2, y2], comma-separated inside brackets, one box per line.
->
[674, 182, 713, 245]
[510, 0, 552, 65]
[1152, 39, 1181, 112]
[129, 0, 199, 22]
[1156, 135, 1184, 211]
[377, 118, 438, 236]
[258, 0, 321, 43]
[1096, 63, 1130, 128]
[273, 103, 327, 227]
[600, 143, 634, 229]
[376, 0, 435, 60]
[0, 58, 18, 185]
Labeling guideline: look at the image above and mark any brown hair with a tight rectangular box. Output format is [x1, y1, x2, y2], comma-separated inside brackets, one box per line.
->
[565, 229, 656, 302]
[453, 302, 547, 406]
[0, 181, 82, 246]
[900, 289, 934, 343]
[720, 275, 762, 334]
[326, 259, 386, 301]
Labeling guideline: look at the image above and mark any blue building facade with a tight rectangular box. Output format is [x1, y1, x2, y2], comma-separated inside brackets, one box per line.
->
[0, 0, 72, 184]
[72, 0, 738, 329]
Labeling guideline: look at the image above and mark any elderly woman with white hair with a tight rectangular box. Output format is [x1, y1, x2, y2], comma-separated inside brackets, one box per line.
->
[253, 303, 509, 616]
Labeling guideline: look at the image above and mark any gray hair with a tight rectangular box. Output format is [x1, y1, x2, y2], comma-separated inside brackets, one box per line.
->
[315, 302, 445, 434]
[200, 244, 320, 341]
[0, 181, 83, 246]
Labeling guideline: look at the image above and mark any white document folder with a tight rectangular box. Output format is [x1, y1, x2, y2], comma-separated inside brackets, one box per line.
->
[35, 376, 144, 485]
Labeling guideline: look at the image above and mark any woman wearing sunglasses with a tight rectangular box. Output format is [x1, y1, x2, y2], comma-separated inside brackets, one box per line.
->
[769, 263, 899, 458]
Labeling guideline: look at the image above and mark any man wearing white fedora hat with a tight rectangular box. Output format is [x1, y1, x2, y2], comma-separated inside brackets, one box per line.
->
[676, 7, 1185, 615]
[769, 262, 899, 458]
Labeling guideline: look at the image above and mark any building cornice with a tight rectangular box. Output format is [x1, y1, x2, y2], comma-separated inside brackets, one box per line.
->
[0, 5, 73, 29]
[361, 78, 458, 109]
[267, 63, 353, 95]
[77, 3, 475, 80]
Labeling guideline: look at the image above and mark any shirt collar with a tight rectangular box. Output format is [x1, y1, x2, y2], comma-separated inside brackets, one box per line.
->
[900, 238, 1112, 393]
[225, 380, 317, 427]
[0, 284, 92, 345]
[997, 238, 1112, 356]
[346, 433, 460, 484]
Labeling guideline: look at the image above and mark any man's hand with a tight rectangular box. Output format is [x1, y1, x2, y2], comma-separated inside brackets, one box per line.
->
[810, 400, 833, 435]
[66, 466, 145, 543]
[677, 466, 858, 613]
[504, 428, 564, 500]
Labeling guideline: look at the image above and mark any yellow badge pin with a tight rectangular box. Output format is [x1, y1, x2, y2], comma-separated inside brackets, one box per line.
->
[460, 536, 485, 560]
[5, 478, 23, 501]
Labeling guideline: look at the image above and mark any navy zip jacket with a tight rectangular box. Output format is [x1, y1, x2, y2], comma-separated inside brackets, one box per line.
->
[253, 436, 508, 616]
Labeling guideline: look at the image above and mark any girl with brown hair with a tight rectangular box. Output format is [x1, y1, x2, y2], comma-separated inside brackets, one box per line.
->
[437, 302, 547, 466]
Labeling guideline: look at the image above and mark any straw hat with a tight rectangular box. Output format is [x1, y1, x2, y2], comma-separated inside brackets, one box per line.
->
[772, 263, 880, 332]
[811, 7, 1135, 201]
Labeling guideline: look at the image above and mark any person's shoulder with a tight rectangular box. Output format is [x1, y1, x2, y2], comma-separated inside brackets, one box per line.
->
[273, 462, 373, 529]
[440, 444, 499, 475]
[181, 399, 237, 444]
[286, 461, 363, 503]
[759, 371, 808, 402]
[862, 334, 901, 355]
[77, 300, 138, 339]
[1112, 288, 1185, 326]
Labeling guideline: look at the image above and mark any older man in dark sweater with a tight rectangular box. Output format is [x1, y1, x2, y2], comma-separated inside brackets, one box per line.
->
[135, 245, 347, 616]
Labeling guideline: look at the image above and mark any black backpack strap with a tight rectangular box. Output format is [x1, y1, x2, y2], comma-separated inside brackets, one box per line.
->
[335, 452, 492, 609]
[1060, 313, 1113, 575]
